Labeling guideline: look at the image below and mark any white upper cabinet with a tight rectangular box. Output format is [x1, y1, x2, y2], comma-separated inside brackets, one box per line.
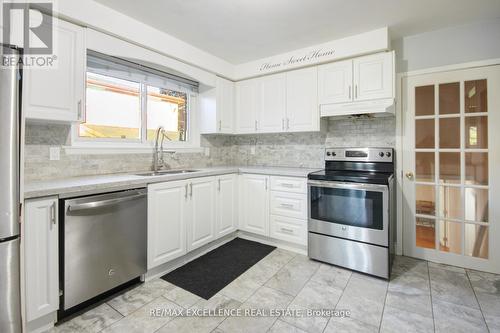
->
[259, 73, 286, 133]
[353, 52, 393, 101]
[200, 77, 235, 134]
[218, 77, 235, 133]
[318, 59, 353, 105]
[24, 17, 86, 122]
[286, 67, 319, 132]
[318, 51, 394, 105]
[148, 180, 187, 269]
[186, 177, 216, 251]
[216, 174, 238, 237]
[235, 78, 260, 133]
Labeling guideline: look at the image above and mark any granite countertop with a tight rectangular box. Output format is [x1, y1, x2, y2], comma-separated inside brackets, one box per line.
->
[24, 166, 321, 199]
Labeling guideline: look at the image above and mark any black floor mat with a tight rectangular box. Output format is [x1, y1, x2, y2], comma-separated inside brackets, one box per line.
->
[161, 238, 276, 299]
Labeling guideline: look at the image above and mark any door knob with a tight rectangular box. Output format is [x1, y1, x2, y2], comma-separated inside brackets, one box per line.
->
[406, 172, 414, 180]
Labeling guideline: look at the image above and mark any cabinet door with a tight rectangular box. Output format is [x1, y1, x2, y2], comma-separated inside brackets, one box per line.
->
[286, 67, 319, 132]
[235, 79, 259, 133]
[318, 59, 353, 105]
[259, 73, 286, 133]
[217, 77, 235, 133]
[148, 180, 187, 269]
[239, 174, 269, 236]
[24, 197, 59, 321]
[216, 174, 237, 237]
[24, 17, 85, 122]
[353, 52, 393, 101]
[187, 177, 216, 251]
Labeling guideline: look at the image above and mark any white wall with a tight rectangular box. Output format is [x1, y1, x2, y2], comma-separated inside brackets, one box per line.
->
[393, 18, 500, 73]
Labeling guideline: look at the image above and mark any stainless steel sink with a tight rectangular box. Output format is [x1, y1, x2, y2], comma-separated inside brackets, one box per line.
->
[134, 169, 199, 176]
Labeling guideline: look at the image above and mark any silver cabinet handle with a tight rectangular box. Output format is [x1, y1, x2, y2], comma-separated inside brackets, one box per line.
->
[280, 203, 294, 209]
[49, 202, 56, 229]
[286, 118, 290, 130]
[77, 100, 83, 121]
[255, 120, 258, 131]
[280, 227, 294, 233]
[355, 85, 358, 99]
[219, 120, 222, 131]
[218, 179, 221, 192]
[189, 183, 193, 197]
[280, 183, 294, 188]
[265, 178, 268, 191]
[349, 86, 352, 99]
[185, 183, 188, 199]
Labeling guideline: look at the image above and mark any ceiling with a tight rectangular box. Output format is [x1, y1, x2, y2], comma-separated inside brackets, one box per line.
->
[94, 0, 500, 64]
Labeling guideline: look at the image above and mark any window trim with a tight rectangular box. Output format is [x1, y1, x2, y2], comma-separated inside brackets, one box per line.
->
[70, 57, 201, 152]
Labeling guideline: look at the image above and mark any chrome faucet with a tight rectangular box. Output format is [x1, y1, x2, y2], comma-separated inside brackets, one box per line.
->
[153, 126, 173, 172]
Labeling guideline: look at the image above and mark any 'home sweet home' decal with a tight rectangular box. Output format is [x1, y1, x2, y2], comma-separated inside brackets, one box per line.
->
[259, 48, 336, 72]
[234, 27, 389, 79]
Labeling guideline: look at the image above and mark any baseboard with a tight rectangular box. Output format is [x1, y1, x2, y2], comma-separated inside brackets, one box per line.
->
[237, 231, 307, 256]
[145, 231, 308, 282]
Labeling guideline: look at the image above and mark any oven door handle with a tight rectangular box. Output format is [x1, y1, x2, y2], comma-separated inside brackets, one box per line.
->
[307, 180, 388, 192]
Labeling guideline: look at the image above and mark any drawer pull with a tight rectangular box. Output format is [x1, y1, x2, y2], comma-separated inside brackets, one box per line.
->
[280, 183, 295, 188]
[280, 203, 294, 209]
[280, 227, 294, 233]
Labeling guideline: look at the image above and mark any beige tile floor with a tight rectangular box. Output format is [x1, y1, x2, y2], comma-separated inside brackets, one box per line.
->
[50, 249, 500, 333]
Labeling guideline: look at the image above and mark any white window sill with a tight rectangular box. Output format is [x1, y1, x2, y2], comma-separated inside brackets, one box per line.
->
[63, 145, 204, 155]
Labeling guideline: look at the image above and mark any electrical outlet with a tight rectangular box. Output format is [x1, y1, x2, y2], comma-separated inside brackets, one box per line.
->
[250, 146, 256, 155]
[204, 147, 210, 157]
[49, 147, 60, 161]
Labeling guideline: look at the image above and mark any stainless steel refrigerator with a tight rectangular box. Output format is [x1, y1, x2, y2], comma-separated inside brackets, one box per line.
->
[0, 44, 22, 333]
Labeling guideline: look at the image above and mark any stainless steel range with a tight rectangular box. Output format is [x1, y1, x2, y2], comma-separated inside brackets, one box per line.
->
[307, 148, 395, 279]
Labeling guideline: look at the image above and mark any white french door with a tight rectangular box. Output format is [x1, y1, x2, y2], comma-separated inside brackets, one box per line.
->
[402, 65, 500, 273]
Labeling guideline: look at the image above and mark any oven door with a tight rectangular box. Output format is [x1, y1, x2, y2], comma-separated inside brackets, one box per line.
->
[308, 180, 389, 246]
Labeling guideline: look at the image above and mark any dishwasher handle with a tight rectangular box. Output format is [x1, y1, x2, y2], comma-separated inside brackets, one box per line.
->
[67, 192, 146, 212]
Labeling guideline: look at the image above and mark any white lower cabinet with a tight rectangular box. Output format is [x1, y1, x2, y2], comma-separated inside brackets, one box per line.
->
[216, 174, 238, 237]
[187, 177, 216, 251]
[269, 176, 308, 245]
[270, 215, 307, 246]
[24, 197, 59, 322]
[148, 174, 238, 269]
[239, 174, 270, 236]
[148, 180, 188, 269]
[270, 191, 307, 220]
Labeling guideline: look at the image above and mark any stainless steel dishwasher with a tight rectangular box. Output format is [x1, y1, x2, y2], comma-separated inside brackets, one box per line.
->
[62, 188, 147, 311]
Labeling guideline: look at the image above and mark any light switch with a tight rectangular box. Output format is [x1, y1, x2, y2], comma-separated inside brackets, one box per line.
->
[49, 147, 60, 161]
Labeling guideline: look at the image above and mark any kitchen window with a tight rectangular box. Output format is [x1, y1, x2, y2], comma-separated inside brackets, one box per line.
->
[72, 51, 199, 150]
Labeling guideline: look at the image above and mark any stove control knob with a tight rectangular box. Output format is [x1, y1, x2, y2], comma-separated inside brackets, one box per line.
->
[331, 152, 336, 156]
[379, 152, 385, 157]
[386, 152, 392, 157]
[326, 151, 331, 156]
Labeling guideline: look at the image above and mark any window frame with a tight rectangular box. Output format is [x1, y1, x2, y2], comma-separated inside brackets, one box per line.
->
[69, 54, 200, 153]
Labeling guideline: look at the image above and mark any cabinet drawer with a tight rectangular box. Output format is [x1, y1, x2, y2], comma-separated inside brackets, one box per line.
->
[270, 191, 307, 219]
[270, 215, 307, 245]
[270, 176, 307, 193]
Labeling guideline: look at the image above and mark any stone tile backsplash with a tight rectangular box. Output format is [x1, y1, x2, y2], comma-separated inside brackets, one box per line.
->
[24, 116, 395, 181]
